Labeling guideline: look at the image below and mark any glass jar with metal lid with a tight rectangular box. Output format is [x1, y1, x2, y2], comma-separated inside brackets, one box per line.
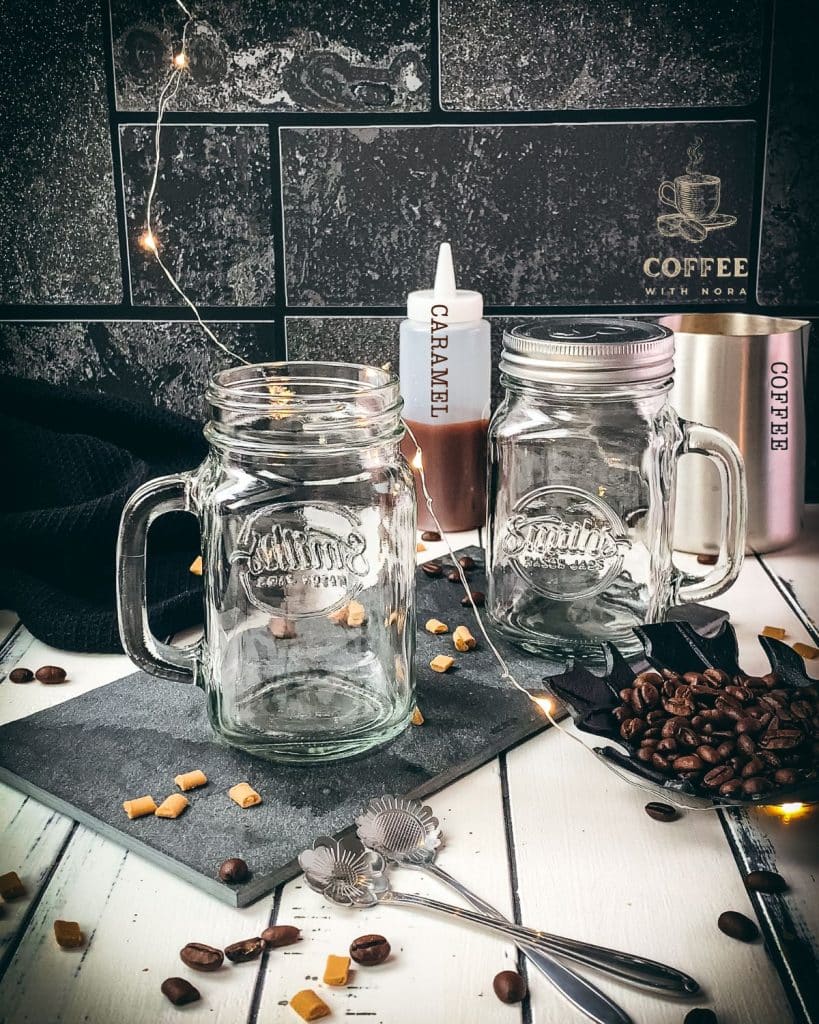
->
[486, 318, 747, 661]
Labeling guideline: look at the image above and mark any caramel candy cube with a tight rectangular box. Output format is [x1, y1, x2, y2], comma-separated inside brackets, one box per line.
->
[290, 989, 331, 1021]
[416, 541, 426, 552]
[189, 555, 203, 576]
[761, 626, 787, 640]
[430, 655, 455, 673]
[54, 920, 84, 949]
[411, 706, 425, 726]
[155, 794, 189, 819]
[269, 616, 297, 639]
[453, 625, 477, 652]
[793, 642, 819, 660]
[328, 605, 349, 624]
[323, 953, 351, 986]
[122, 796, 157, 820]
[425, 618, 449, 634]
[174, 769, 208, 791]
[229, 782, 262, 808]
[346, 600, 367, 627]
[0, 871, 25, 900]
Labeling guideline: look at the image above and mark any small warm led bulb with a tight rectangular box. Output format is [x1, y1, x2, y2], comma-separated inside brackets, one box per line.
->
[532, 695, 554, 717]
[411, 449, 423, 470]
[173, 52, 188, 68]
[139, 230, 157, 252]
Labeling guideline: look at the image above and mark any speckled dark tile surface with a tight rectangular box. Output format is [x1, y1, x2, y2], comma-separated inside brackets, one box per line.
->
[112, 0, 429, 112]
[0, 321, 276, 418]
[758, 1, 819, 305]
[0, 549, 550, 906]
[440, 0, 764, 111]
[0, 0, 120, 303]
[281, 123, 756, 307]
[121, 125, 275, 307]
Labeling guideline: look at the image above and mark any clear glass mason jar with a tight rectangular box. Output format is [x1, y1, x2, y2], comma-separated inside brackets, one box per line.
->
[487, 320, 747, 662]
[117, 362, 417, 762]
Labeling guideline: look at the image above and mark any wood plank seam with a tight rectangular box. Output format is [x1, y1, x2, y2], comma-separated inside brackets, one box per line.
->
[499, 752, 530, 1024]
[0, 820, 78, 980]
[0, 622, 23, 667]
[246, 882, 283, 1024]
[754, 552, 819, 644]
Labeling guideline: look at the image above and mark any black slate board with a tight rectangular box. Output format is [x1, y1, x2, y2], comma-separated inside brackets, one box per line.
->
[0, 548, 556, 906]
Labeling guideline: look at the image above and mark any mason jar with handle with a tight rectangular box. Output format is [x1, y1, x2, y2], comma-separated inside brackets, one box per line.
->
[117, 362, 417, 762]
[486, 319, 747, 662]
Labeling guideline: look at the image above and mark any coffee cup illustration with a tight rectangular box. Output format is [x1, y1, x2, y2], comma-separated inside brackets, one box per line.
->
[657, 138, 736, 243]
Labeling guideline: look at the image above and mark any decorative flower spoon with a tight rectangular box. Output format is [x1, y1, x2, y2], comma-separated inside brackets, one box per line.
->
[355, 795, 699, 997]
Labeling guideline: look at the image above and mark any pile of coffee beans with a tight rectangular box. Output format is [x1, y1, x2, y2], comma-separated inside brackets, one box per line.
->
[612, 667, 818, 798]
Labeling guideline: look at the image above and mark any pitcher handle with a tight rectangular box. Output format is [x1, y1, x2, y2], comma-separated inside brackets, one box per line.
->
[116, 473, 201, 683]
[677, 422, 747, 604]
[658, 180, 677, 207]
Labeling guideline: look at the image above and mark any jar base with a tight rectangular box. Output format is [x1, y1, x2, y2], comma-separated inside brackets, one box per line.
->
[490, 615, 645, 666]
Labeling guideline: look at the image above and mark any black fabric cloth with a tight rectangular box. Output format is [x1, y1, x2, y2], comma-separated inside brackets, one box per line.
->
[0, 377, 206, 653]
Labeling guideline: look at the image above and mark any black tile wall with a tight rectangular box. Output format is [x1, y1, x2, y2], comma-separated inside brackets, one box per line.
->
[0, 0, 120, 303]
[281, 123, 756, 307]
[112, 0, 430, 113]
[120, 125, 275, 306]
[757, 0, 819, 305]
[440, 0, 764, 111]
[0, 321, 275, 418]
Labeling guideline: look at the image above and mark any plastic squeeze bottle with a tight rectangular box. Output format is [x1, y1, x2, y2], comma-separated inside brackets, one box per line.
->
[400, 242, 491, 532]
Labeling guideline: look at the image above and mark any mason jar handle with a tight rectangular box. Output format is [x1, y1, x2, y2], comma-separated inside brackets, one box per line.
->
[677, 422, 747, 604]
[116, 473, 201, 683]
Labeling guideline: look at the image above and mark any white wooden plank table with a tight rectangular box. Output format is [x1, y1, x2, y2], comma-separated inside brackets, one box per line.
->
[0, 522, 817, 1024]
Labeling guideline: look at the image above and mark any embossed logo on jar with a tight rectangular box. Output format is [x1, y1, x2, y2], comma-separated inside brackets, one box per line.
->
[231, 502, 369, 617]
[501, 486, 630, 601]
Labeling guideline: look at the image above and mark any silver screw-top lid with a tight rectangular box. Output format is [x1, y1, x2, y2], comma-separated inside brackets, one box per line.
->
[500, 318, 675, 385]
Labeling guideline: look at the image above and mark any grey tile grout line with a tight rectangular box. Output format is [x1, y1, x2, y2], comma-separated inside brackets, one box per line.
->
[246, 883, 283, 1024]
[100, 0, 133, 306]
[754, 551, 819, 644]
[0, 821, 79, 982]
[498, 752, 532, 1024]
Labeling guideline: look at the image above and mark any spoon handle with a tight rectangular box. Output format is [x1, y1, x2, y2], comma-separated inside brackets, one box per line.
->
[387, 885, 698, 996]
[419, 865, 631, 1024]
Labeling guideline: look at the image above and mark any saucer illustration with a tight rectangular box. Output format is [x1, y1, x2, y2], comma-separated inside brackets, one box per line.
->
[656, 138, 736, 245]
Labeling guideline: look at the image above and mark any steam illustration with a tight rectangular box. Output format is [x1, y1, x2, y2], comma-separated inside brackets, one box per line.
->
[685, 136, 704, 175]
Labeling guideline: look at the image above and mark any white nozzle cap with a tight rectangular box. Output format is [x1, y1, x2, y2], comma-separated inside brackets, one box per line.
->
[406, 242, 483, 323]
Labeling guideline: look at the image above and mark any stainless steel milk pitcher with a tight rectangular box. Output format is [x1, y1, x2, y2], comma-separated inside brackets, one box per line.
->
[661, 314, 809, 553]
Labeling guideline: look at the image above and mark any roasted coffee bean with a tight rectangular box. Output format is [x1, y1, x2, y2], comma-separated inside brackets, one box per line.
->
[636, 747, 654, 763]
[611, 705, 633, 724]
[741, 757, 765, 778]
[446, 570, 460, 583]
[161, 977, 200, 1006]
[180, 942, 224, 972]
[260, 925, 301, 948]
[703, 765, 735, 789]
[719, 778, 745, 797]
[462, 590, 485, 607]
[224, 938, 264, 963]
[674, 684, 693, 700]
[458, 555, 476, 570]
[632, 682, 660, 711]
[704, 668, 730, 685]
[774, 768, 797, 785]
[676, 727, 701, 749]
[716, 740, 735, 759]
[664, 698, 695, 717]
[672, 754, 703, 772]
[737, 734, 756, 755]
[726, 685, 753, 703]
[646, 709, 665, 723]
[791, 700, 813, 720]
[620, 718, 644, 742]
[218, 858, 250, 883]
[634, 671, 663, 687]
[656, 738, 678, 754]
[420, 530, 441, 542]
[683, 671, 707, 685]
[493, 970, 527, 1004]
[716, 695, 742, 716]
[661, 716, 688, 738]
[758, 750, 782, 769]
[350, 933, 390, 966]
[619, 687, 634, 703]
[35, 665, 66, 684]
[745, 870, 788, 894]
[644, 801, 678, 822]
[718, 911, 759, 942]
[421, 562, 443, 577]
[662, 679, 678, 698]
[9, 668, 33, 683]
[651, 753, 672, 772]
[697, 745, 721, 766]
[691, 714, 706, 729]
[761, 672, 778, 687]
[742, 777, 771, 796]
[746, 676, 767, 690]
[684, 1010, 719, 1024]
[760, 729, 804, 750]
[643, 726, 662, 739]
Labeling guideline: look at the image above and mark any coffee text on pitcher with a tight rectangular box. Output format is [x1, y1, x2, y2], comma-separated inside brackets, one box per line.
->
[430, 303, 449, 417]
[770, 361, 789, 451]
